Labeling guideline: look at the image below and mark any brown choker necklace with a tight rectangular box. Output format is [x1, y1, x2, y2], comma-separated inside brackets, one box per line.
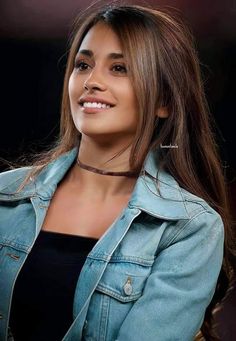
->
[76, 158, 138, 177]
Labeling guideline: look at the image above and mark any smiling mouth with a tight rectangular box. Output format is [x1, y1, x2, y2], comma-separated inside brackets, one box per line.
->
[79, 101, 115, 114]
[79, 101, 114, 109]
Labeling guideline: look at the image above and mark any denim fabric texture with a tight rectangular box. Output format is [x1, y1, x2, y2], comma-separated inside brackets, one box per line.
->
[0, 148, 224, 341]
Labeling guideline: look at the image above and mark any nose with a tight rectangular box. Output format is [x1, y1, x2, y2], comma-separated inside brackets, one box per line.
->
[83, 68, 107, 92]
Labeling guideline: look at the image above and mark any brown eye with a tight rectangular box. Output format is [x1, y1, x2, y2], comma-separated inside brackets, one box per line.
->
[112, 64, 127, 73]
[74, 61, 90, 71]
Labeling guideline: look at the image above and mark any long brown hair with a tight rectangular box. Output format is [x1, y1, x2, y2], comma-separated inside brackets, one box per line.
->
[16, 2, 235, 339]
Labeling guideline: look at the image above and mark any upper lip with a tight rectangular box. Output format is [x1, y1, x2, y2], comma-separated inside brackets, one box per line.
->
[79, 96, 115, 106]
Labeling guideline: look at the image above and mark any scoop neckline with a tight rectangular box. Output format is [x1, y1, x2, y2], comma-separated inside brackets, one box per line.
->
[40, 229, 99, 241]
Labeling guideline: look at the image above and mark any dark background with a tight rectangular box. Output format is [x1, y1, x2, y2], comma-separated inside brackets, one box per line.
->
[0, 0, 235, 339]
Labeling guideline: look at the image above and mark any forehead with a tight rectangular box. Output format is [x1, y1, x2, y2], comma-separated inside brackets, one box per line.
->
[79, 22, 123, 56]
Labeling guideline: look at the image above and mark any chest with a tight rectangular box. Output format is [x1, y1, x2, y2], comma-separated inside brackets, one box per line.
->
[42, 184, 132, 239]
[0, 196, 169, 340]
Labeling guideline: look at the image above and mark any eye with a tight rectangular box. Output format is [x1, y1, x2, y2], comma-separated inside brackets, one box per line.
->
[112, 64, 127, 74]
[74, 60, 90, 71]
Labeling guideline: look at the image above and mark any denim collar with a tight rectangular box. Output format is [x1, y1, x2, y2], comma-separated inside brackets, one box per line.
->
[0, 147, 189, 220]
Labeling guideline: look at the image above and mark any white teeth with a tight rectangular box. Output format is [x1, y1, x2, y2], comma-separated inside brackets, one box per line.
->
[82, 102, 111, 108]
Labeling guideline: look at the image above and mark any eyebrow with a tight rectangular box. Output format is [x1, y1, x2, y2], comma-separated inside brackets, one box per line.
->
[77, 49, 124, 59]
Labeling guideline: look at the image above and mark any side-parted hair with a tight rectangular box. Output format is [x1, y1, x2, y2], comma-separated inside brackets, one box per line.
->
[16, 2, 235, 339]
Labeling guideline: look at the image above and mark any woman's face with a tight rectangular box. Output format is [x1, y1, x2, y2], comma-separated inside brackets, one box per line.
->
[68, 22, 138, 144]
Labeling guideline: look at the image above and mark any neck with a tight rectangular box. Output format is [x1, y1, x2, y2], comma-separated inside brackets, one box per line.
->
[67, 137, 138, 198]
[76, 158, 138, 177]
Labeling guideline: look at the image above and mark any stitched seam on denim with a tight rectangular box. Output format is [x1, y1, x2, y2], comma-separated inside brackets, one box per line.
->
[99, 294, 110, 341]
[159, 212, 200, 249]
[0, 193, 32, 200]
[184, 199, 209, 211]
[109, 256, 154, 266]
[165, 209, 213, 247]
[96, 285, 141, 302]
[88, 254, 154, 266]
[157, 206, 205, 251]
[87, 254, 110, 261]
[181, 189, 205, 202]
[176, 206, 207, 224]
[176, 186, 189, 215]
[142, 174, 180, 195]
[0, 241, 30, 252]
[0, 171, 30, 193]
[128, 204, 188, 220]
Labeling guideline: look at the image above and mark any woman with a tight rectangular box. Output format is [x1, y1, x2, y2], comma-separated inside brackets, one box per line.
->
[0, 2, 234, 340]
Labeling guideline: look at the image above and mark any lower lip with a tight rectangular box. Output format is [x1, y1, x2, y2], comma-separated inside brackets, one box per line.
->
[80, 105, 113, 114]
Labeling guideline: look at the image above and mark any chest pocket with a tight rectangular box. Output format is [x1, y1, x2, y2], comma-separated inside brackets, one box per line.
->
[96, 262, 151, 302]
[83, 260, 153, 341]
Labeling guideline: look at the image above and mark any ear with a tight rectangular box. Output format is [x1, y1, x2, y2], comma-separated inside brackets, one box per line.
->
[156, 106, 169, 118]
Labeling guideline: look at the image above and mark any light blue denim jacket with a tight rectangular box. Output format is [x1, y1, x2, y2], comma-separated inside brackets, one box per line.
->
[0, 148, 224, 341]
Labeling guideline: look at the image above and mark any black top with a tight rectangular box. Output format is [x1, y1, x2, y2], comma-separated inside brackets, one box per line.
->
[9, 230, 98, 341]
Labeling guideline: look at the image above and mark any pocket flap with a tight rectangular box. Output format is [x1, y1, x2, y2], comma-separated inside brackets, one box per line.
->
[96, 262, 151, 302]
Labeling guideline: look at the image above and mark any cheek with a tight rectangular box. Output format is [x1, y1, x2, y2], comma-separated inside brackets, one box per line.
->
[68, 77, 74, 104]
[124, 90, 138, 118]
[68, 77, 80, 121]
[120, 83, 137, 111]
[68, 74, 82, 102]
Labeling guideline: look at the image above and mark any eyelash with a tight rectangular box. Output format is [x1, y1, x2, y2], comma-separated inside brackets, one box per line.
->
[74, 61, 127, 74]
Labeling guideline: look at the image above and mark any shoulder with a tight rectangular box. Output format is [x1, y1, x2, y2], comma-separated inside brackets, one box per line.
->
[134, 168, 224, 252]
[139, 164, 222, 224]
[178, 184, 224, 235]
[148, 174, 224, 250]
[0, 147, 78, 198]
[160, 185, 224, 251]
[179, 186, 220, 219]
[0, 167, 33, 194]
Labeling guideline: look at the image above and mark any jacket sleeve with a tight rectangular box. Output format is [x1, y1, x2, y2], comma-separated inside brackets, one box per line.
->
[116, 210, 224, 341]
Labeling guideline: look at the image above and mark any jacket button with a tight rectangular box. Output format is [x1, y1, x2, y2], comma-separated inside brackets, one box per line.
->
[123, 276, 133, 296]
